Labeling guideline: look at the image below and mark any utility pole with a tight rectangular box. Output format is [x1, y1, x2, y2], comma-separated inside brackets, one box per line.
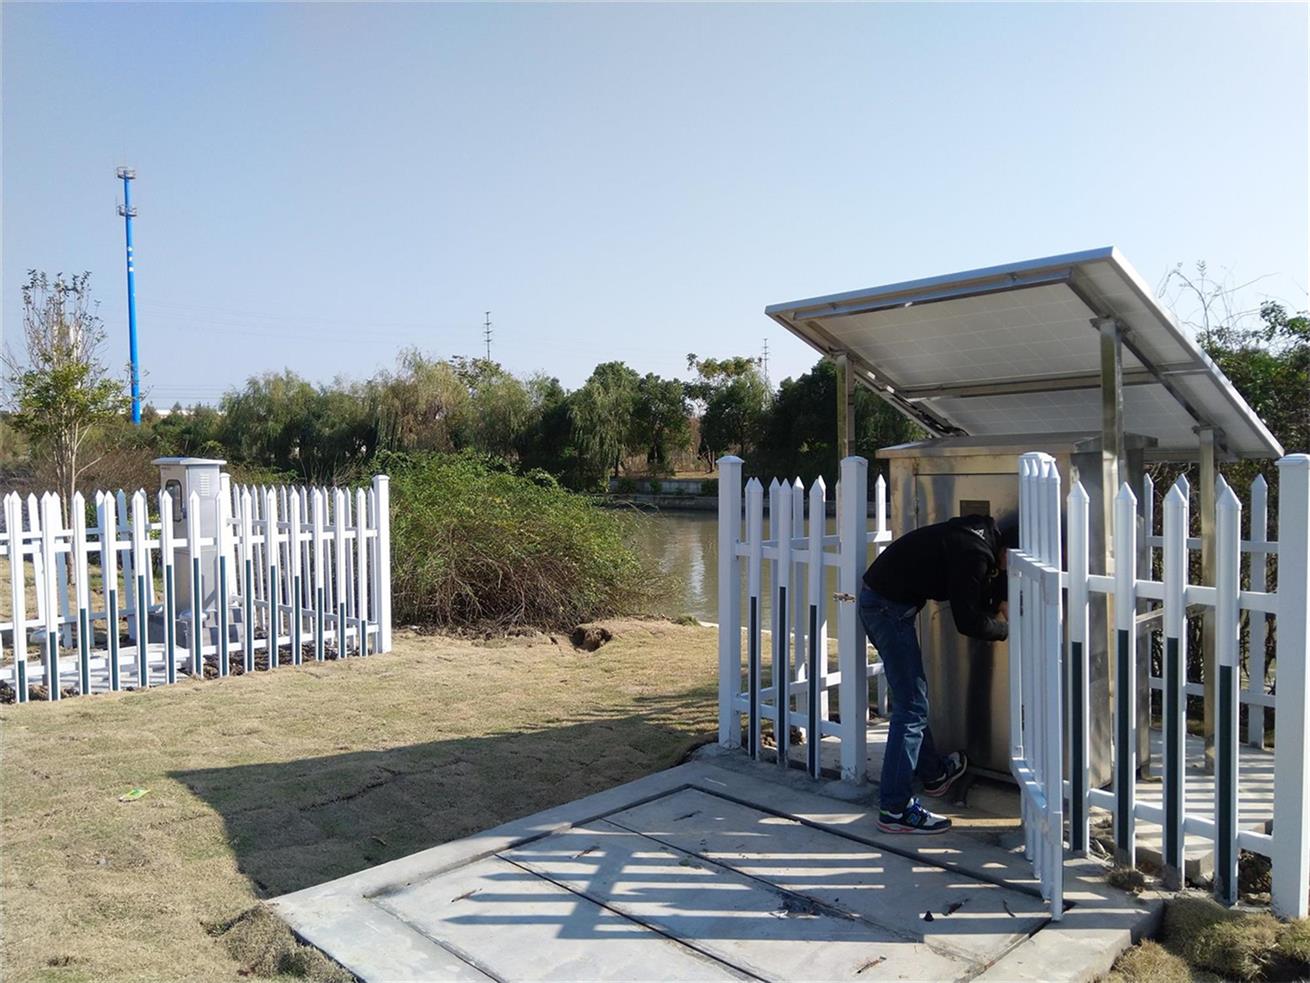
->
[116, 167, 142, 425]
[761, 338, 770, 389]
[483, 311, 493, 361]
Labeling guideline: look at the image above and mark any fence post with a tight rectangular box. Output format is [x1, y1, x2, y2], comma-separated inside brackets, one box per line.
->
[160, 490, 178, 686]
[99, 493, 123, 691]
[217, 485, 232, 678]
[6, 495, 28, 703]
[746, 479, 764, 760]
[240, 489, 255, 672]
[355, 487, 370, 657]
[312, 489, 326, 663]
[1114, 482, 1138, 868]
[872, 473, 889, 716]
[333, 488, 348, 656]
[716, 456, 743, 748]
[40, 494, 60, 700]
[1214, 479, 1241, 905]
[1273, 454, 1310, 918]
[1248, 475, 1269, 749]
[117, 491, 135, 644]
[1068, 480, 1091, 856]
[807, 476, 828, 778]
[774, 483, 792, 770]
[1162, 480, 1189, 889]
[186, 491, 205, 679]
[371, 475, 392, 653]
[72, 493, 91, 695]
[289, 491, 304, 665]
[791, 478, 806, 702]
[838, 455, 868, 783]
[131, 491, 150, 688]
[266, 488, 281, 668]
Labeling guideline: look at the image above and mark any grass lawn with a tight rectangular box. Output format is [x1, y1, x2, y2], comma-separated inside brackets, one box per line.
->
[0, 619, 719, 983]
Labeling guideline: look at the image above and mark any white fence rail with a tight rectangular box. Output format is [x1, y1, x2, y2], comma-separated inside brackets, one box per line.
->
[1, 475, 392, 703]
[1015, 453, 1310, 919]
[717, 455, 891, 782]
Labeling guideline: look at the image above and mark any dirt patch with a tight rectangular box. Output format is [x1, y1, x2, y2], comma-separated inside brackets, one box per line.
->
[571, 624, 614, 651]
[210, 906, 352, 982]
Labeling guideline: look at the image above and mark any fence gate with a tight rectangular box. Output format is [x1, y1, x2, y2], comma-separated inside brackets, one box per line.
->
[1009, 452, 1065, 920]
[716, 455, 891, 783]
[1012, 451, 1310, 921]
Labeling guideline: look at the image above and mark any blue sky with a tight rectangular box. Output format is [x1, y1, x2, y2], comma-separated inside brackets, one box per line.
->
[3, 2, 1306, 407]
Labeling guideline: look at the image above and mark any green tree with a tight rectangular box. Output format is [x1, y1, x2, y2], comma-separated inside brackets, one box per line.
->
[758, 358, 922, 484]
[686, 354, 771, 464]
[570, 361, 640, 482]
[3, 271, 129, 508]
[219, 371, 376, 482]
[455, 358, 537, 459]
[631, 373, 691, 475]
[372, 349, 470, 454]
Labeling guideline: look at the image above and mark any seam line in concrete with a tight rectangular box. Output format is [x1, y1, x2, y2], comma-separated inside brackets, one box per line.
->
[691, 778, 1063, 905]
[495, 853, 766, 982]
[364, 782, 701, 901]
[686, 781, 1053, 906]
[599, 810, 985, 967]
[367, 891, 510, 983]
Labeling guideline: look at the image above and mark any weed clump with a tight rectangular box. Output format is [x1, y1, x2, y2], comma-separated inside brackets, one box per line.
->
[389, 453, 663, 630]
[213, 906, 351, 982]
[1162, 896, 1288, 981]
[1105, 940, 1191, 983]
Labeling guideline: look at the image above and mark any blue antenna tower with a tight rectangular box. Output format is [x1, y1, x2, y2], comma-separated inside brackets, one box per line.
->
[116, 166, 141, 425]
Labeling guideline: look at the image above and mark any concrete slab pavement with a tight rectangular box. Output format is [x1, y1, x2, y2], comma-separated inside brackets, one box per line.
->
[272, 748, 1160, 982]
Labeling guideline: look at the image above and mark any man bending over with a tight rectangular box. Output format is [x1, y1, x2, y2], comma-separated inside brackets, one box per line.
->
[860, 514, 1015, 834]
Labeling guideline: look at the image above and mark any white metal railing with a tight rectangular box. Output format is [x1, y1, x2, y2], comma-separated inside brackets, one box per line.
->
[1016, 452, 1310, 920]
[1009, 453, 1065, 920]
[1, 475, 392, 703]
[717, 455, 891, 782]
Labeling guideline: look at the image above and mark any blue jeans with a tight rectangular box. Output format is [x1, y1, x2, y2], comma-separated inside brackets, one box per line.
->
[859, 587, 945, 812]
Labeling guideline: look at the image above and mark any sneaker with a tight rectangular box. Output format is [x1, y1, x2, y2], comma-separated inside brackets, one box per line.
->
[922, 751, 969, 798]
[877, 799, 952, 835]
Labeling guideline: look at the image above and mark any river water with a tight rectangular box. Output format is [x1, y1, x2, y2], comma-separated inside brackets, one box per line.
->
[632, 510, 843, 627]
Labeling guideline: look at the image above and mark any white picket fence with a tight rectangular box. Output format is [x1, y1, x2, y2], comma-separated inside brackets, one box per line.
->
[1015, 452, 1310, 919]
[1, 474, 392, 703]
[1008, 453, 1066, 919]
[716, 455, 891, 782]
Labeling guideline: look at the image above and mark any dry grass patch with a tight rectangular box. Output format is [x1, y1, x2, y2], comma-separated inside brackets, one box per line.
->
[1104, 940, 1192, 983]
[1, 619, 718, 982]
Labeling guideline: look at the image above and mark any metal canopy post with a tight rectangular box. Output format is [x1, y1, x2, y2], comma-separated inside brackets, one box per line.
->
[1199, 426, 1218, 770]
[835, 353, 855, 460]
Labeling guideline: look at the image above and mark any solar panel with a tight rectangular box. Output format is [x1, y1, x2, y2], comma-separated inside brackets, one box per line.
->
[766, 248, 1281, 460]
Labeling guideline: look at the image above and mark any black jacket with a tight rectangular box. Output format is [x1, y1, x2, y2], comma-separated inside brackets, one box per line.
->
[863, 515, 1009, 642]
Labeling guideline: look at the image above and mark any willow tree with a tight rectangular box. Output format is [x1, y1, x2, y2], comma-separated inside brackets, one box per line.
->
[4, 271, 129, 512]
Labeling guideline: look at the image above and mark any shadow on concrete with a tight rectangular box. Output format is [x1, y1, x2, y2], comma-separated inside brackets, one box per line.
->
[172, 685, 717, 898]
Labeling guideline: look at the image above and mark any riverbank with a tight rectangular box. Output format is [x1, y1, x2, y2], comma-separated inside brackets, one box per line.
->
[0, 619, 719, 982]
[604, 493, 881, 515]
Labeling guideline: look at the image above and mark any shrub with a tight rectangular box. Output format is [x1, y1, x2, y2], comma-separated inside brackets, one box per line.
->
[648, 478, 661, 495]
[389, 453, 662, 629]
[700, 478, 717, 497]
[615, 477, 637, 495]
